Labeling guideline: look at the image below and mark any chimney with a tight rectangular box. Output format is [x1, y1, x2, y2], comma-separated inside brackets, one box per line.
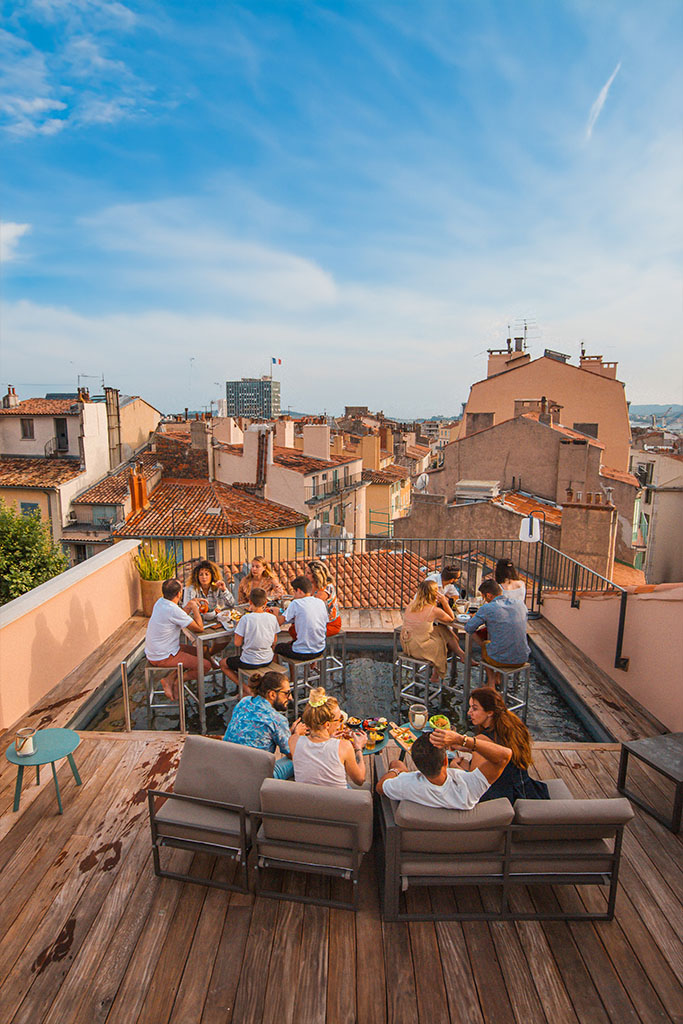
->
[302, 424, 331, 461]
[565, 487, 574, 502]
[2, 386, 19, 409]
[184, 407, 189, 421]
[128, 463, 148, 512]
[274, 419, 294, 448]
[360, 433, 381, 472]
[514, 336, 524, 352]
[539, 395, 551, 426]
[380, 426, 394, 456]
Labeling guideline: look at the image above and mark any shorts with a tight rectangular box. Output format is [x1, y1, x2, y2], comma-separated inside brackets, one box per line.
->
[481, 642, 525, 670]
[274, 641, 325, 662]
[224, 655, 275, 673]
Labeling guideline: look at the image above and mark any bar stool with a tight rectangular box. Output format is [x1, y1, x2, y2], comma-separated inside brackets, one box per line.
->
[478, 661, 531, 721]
[237, 662, 288, 698]
[278, 655, 327, 716]
[145, 662, 192, 711]
[394, 655, 445, 714]
[324, 632, 347, 698]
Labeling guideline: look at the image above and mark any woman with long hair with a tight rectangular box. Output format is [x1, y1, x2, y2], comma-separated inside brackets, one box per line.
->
[183, 559, 234, 611]
[306, 559, 342, 635]
[464, 687, 549, 802]
[494, 558, 526, 603]
[238, 555, 285, 604]
[400, 580, 465, 683]
[290, 687, 367, 787]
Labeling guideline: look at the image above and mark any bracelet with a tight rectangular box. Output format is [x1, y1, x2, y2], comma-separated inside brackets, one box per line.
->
[471, 735, 477, 752]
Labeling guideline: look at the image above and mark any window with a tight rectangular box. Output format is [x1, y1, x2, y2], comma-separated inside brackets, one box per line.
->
[572, 422, 599, 439]
[321, 511, 329, 524]
[93, 504, 118, 527]
[574, 491, 582, 502]
[20, 502, 40, 517]
[334, 504, 342, 525]
[206, 539, 217, 561]
[311, 476, 318, 497]
[21, 418, 34, 439]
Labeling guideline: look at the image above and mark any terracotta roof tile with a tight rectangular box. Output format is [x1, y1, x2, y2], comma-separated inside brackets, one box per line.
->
[404, 444, 431, 458]
[271, 446, 358, 474]
[599, 466, 640, 487]
[113, 478, 307, 538]
[491, 491, 563, 526]
[362, 466, 410, 484]
[0, 398, 79, 416]
[611, 563, 646, 587]
[73, 451, 160, 505]
[0, 456, 84, 487]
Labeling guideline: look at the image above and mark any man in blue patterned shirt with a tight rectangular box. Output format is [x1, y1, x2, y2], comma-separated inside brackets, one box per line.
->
[223, 670, 297, 779]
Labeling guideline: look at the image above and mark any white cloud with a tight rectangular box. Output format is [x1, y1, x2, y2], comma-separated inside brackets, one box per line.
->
[0, 222, 31, 261]
[585, 61, 621, 142]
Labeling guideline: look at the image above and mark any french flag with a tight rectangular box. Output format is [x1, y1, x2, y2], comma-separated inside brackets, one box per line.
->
[272, 357, 282, 365]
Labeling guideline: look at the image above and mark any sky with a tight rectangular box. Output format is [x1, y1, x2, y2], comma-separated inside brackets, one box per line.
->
[1, 0, 681, 418]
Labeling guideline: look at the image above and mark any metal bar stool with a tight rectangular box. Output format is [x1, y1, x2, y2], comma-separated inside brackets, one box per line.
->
[324, 632, 347, 698]
[395, 655, 444, 714]
[477, 661, 531, 721]
[237, 662, 288, 698]
[144, 662, 188, 731]
[278, 656, 327, 717]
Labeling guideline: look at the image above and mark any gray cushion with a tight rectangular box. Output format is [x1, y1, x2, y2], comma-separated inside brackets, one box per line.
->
[400, 854, 505, 877]
[513, 797, 634, 841]
[395, 797, 514, 854]
[509, 838, 615, 874]
[546, 778, 573, 800]
[155, 798, 249, 850]
[259, 778, 373, 853]
[174, 735, 274, 813]
[256, 827, 360, 871]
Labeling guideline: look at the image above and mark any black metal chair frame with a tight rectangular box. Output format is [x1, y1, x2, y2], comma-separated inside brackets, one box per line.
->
[147, 789, 250, 893]
[377, 792, 626, 922]
[250, 809, 363, 911]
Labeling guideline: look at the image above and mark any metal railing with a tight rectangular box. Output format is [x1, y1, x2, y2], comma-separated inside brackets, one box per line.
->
[304, 473, 363, 503]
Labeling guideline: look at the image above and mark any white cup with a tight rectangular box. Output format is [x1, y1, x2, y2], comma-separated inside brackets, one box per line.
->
[15, 728, 36, 756]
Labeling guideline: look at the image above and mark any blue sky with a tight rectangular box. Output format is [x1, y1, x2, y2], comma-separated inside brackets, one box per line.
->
[1, 0, 681, 416]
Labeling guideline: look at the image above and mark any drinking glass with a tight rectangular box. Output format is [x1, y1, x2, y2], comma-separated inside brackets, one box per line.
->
[409, 704, 428, 731]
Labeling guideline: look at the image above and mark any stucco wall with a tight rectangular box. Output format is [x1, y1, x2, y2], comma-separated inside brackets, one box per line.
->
[463, 356, 631, 470]
[0, 539, 141, 731]
[119, 399, 162, 457]
[394, 492, 562, 546]
[541, 586, 683, 731]
[0, 412, 80, 457]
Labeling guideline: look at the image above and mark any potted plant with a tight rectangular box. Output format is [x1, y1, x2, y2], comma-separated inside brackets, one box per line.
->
[134, 547, 177, 616]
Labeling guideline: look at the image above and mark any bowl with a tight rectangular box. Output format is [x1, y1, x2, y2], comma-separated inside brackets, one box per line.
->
[428, 714, 451, 730]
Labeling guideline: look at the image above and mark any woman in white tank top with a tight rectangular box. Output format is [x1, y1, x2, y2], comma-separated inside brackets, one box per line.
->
[495, 558, 527, 605]
[290, 688, 367, 788]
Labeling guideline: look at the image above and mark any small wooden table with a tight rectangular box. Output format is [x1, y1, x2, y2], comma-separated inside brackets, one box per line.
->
[617, 733, 683, 832]
[6, 727, 82, 814]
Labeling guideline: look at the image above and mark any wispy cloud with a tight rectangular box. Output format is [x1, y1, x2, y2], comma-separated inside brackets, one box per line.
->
[585, 61, 621, 142]
[0, 221, 31, 261]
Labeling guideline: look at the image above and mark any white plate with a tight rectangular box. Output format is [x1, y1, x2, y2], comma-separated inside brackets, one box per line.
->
[456, 614, 471, 623]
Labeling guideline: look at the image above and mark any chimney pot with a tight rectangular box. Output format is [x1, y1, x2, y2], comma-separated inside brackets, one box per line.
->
[566, 487, 573, 502]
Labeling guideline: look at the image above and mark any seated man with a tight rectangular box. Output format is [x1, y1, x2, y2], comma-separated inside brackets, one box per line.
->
[220, 587, 281, 685]
[376, 729, 511, 808]
[223, 670, 299, 780]
[273, 575, 328, 667]
[145, 578, 208, 700]
[464, 579, 529, 689]
[424, 565, 464, 604]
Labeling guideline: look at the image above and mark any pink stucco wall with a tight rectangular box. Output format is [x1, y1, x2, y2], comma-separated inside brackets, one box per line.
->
[541, 585, 683, 731]
[0, 540, 141, 731]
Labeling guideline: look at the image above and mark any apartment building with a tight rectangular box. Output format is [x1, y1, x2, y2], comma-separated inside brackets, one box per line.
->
[225, 377, 281, 418]
[629, 448, 683, 582]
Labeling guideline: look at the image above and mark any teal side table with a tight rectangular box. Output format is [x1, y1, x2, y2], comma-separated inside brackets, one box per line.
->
[6, 728, 82, 814]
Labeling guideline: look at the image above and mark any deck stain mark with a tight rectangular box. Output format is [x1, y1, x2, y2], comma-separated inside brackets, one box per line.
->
[79, 840, 122, 874]
[129, 747, 182, 806]
[32, 916, 77, 975]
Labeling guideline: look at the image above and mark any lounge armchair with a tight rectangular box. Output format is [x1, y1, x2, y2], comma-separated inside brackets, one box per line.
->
[148, 736, 274, 893]
[377, 776, 634, 921]
[251, 779, 374, 910]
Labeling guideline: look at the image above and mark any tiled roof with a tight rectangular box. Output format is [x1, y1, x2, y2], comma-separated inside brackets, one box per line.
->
[113, 478, 307, 538]
[599, 466, 640, 488]
[0, 456, 84, 488]
[0, 398, 79, 416]
[225, 550, 434, 609]
[272, 447, 357, 474]
[362, 466, 410, 485]
[214, 442, 244, 455]
[522, 413, 605, 447]
[73, 452, 160, 505]
[611, 563, 646, 587]
[404, 444, 431, 458]
[491, 491, 563, 526]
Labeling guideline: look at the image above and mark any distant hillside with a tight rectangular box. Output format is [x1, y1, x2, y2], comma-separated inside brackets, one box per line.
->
[630, 405, 682, 417]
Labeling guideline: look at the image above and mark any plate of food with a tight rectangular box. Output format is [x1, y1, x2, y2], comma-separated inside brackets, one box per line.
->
[389, 723, 417, 752]
[363, 728, 389, 755]
[456, 613, 471, 623]
[429, 714, 451, 730]
[347, 716, 363, 729]
[362, 717, 388, 733]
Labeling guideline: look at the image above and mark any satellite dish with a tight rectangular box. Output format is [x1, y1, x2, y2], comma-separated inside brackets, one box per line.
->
[416, 473, 429, 491]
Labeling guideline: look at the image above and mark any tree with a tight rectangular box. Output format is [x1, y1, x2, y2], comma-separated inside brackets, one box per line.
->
[0, 500, 68, 605]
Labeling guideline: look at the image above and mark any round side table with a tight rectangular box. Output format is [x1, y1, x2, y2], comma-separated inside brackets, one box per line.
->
[6, 728, 82, 814]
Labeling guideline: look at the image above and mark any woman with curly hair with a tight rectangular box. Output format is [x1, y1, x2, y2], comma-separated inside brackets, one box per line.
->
[237, 555, 285, 604]
[183, 559, 234, 612]
[463, 687, 549, 803]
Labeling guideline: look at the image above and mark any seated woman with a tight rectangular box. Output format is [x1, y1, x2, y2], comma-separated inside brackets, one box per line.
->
[495, 558, 527, 604]
[238, 556, 285, 605]
[183, 559, 235, 611]
[290, 687, 367, 788]
[306, 559, 342, 636]
[400, 580, 465, 684]
[463, 687, 549, 803]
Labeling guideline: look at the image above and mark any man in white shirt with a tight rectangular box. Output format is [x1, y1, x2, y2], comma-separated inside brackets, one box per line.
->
[220, 587, 281, 684]
[145, 578, 208, 700]
[376, 729, 511, 809]
[274, 575, 328, 664]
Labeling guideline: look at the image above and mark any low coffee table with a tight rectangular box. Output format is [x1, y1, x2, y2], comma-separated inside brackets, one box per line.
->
[617, 733, 683, 832]
[6, 727, 82, 814]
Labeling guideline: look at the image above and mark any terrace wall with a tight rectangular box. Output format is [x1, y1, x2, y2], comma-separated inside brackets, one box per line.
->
[0, 540, 141, 731]
[541, 584, 683, 732]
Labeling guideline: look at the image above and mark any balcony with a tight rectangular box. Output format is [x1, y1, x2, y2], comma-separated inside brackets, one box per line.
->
[304, 471, 363, 503]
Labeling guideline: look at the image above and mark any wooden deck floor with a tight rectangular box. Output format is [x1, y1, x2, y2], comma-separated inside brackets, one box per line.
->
[1, 732, 681, 1024]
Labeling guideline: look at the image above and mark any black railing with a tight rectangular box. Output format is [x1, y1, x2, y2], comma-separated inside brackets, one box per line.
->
[304, 473, 363, 503]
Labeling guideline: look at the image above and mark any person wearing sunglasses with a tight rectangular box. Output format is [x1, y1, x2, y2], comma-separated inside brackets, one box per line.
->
[222, 670, 300, 780]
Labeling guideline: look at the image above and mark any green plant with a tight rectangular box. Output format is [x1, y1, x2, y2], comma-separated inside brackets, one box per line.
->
[0, 500, 68, 605]
[134, 546, 177, 581]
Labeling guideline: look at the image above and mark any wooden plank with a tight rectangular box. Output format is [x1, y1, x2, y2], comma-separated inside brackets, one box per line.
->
[261, 873, 307, 1023]
[356, 854, 387, 1024]
[327, 877, 357, 1024]
[200, 871, 253, 1024]
[477, 889, 547, 1024]
[292, 874, 329, 1024]
[456, 888, 516, 1024]
[230, 870, 282, 1022]
[432, 889, 483, 1024]
[404, 889, 450, 1022]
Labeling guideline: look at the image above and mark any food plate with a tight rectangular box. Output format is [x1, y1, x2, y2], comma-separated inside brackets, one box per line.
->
[389, 722, 418, 752]
[456, 614, 471, 623]
[347, 716, 363, 729]
[362, 717, 388, 733]
[362, 729, 389, 756]
[429, 714, 451, 730]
